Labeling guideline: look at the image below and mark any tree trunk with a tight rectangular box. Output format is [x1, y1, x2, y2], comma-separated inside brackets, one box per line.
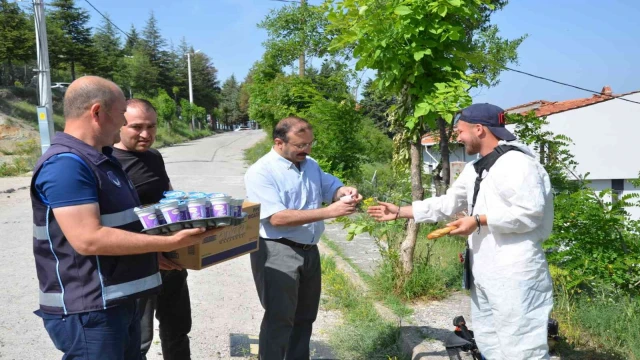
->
[438, 117, 451, 194]
[299, 0, 306, 78]
[7, 60, 13, 85]
[432, 118, 451, 196]
[400, 141, 424, 275]
[70, 61, 76, 81]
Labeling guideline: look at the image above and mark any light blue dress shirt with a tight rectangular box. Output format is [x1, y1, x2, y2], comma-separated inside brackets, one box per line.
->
[244, 148, 344, 244]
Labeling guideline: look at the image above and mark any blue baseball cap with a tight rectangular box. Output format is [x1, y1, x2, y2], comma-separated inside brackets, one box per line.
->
[454, 103, 516, 141]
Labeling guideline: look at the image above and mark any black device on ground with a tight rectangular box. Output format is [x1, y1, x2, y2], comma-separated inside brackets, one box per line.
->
[445, 316, 484, 360]
[445, 315, 561, 359]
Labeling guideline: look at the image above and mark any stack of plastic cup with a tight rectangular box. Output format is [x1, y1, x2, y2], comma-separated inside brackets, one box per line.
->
[157, 200, 182, 230]
[134, 205, 160, 229]
[178, 200, 189, 220]
[231, 199, 244, 217]
[209, 193, 231, 217]
[187, 196, 208, 220]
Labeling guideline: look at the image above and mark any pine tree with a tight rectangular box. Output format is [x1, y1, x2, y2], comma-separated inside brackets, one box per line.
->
[93, 13, 121, 80]
[190, 51, 220, 111]
[122, 24, 140, 56]
[48, 0, 95, 80]
[141, 11, 175, 94]
[0, 0, 35, 85]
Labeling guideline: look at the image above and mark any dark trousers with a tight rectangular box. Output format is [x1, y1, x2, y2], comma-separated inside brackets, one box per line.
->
[139, 269, 192, 360]
[250, 237, 322, 360]
[37, 300, 141, 360]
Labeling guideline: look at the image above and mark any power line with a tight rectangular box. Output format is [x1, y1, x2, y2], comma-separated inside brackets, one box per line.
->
[82, 0, 131, 40]
[504, 67, 640, 106]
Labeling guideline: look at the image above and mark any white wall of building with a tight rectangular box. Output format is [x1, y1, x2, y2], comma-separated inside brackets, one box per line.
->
[423, 144, 477, 174]
[506, 92, 640, 181]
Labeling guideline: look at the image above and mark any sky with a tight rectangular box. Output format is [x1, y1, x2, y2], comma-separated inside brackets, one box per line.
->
[79, 0, 640, 109]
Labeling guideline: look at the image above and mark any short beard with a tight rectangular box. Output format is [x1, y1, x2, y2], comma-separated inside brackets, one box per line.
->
[464, 136, 481, 156]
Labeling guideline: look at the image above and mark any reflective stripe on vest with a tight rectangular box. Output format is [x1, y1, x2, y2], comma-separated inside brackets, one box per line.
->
[100, 208, 139, 227]
[39, 272, 162, 308]
[104, 272, 161, 301]
[34, 207, 138, 240]
[33, 224, 48, 241]
[39, 290, 64, 308]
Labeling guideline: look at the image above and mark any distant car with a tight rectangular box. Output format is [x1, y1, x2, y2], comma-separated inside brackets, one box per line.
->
[51, 82, 71, 89]
[235, 125, 251, 131]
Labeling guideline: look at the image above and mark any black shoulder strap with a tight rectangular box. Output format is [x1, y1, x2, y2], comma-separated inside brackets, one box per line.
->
[470, 145, 523, 215]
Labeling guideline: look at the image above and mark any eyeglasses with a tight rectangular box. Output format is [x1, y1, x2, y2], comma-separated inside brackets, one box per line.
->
[287, 140, 317, 150]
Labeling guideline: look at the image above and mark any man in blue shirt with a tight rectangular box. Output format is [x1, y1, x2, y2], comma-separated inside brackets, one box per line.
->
[245, 116, 362, 360]
[31, 76, 218, 359]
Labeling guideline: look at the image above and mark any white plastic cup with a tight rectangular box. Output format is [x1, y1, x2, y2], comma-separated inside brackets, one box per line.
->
[158, 200, 182, 224]
[134, 206, 159, 229]
[340, 194, 356, 204]
[210, 196, 230, 217]
[187, 197, 208, 220]
[205, 200, 213, 218]
[178, 201, 189, 220]
[231, 199, 243, 217]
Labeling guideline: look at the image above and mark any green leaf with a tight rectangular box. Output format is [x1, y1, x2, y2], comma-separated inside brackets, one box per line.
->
[405, 116, 417, 130]
[359, 5, 368, 15]
[448, 0, 461, 6]
[438, 5, 447, 17]
[414, 103, 431, 117]
[394, 5, 412, 16]
[413, 49, 432, 61]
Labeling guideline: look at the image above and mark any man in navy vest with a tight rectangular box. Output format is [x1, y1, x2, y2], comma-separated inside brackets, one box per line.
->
[31, 76, 216, 359]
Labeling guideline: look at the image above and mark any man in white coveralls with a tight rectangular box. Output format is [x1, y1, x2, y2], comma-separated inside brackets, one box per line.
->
[368, 103, 554, 360]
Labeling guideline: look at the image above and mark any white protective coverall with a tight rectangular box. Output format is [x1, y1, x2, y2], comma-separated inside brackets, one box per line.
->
[413, 141, 554, 360]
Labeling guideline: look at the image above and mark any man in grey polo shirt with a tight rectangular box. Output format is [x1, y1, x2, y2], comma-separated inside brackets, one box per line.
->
[245, 116, 362, 360]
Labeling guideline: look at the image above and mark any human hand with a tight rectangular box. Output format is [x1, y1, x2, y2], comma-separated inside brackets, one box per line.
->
[327, 199, 357, 218]
[168, 227, 222, 251]
[447, 217, 478, 236]
[158, 253, 182, 270]
[367, 201, 400, 222]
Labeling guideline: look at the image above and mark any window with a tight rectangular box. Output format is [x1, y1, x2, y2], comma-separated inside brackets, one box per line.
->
[612, 179, 624, 204]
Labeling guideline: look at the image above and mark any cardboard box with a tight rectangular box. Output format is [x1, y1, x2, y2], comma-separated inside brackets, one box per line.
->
[165, 202, 261, 270]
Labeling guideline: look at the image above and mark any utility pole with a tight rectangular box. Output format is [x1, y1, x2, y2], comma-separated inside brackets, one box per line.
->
[299, 0, 306, 78]
[33, 0, 55, 154]
[186, 50, 200, 131]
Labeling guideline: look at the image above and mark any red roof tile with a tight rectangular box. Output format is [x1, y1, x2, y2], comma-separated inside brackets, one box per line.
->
[505, 86, 640, 117]
[421, 129, 458, 146]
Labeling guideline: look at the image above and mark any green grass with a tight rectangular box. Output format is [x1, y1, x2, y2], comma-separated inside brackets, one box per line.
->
[0, 138, 40, 177]
[371, 223, 465, 301]
[0, 99, 65, 131]
[243, 135, 272, 165]
[321, 234, 413, 319]
[321, 255, 408, 360]
[152, 122, 212, 148]
[321, 235, 373, 282]
[551, 289, 640, 360]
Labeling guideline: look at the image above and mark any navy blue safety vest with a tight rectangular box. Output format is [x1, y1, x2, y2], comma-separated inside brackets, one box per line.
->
[31, 132, 161, 315]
